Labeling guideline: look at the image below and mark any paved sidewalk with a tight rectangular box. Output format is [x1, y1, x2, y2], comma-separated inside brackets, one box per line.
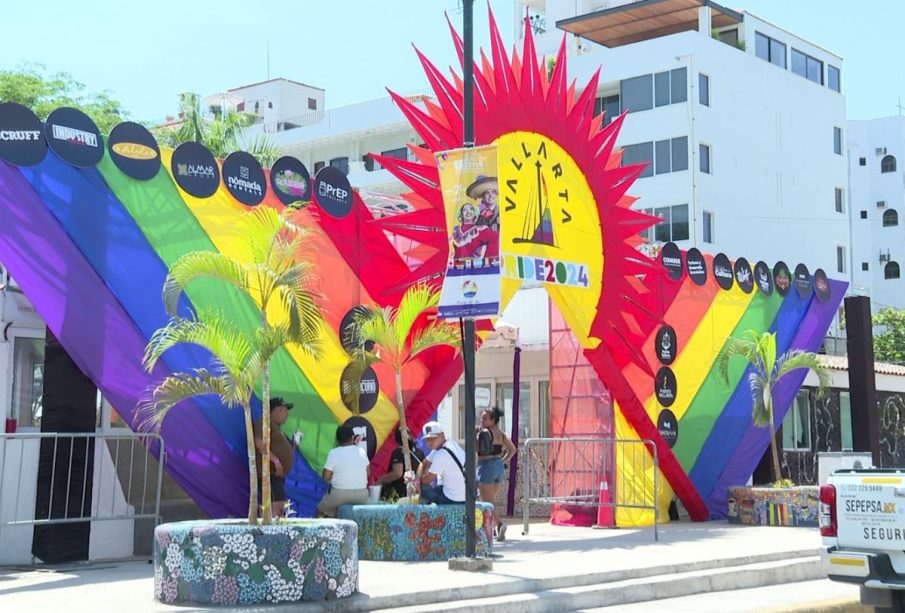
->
[0, 520, 825, 612]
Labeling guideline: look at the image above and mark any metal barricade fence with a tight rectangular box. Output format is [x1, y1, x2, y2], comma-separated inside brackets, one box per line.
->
[0, 432, 164, 542]
[522, 437, 660, 541]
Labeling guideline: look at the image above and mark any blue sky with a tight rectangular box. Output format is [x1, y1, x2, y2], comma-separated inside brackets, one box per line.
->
[1, 1, 903, 121]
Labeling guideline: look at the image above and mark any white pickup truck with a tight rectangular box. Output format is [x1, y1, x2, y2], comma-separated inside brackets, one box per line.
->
[820, 469, 905, 611]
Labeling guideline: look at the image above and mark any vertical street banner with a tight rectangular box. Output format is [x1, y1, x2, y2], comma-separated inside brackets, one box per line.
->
[436, 146, 502, 319]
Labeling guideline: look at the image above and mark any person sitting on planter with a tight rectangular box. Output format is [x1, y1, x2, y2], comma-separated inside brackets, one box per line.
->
[253, 397, 299, 518]
[375, 427, 425, 501]
[414, 421, 466, 504]
[317, 425, 370, 517]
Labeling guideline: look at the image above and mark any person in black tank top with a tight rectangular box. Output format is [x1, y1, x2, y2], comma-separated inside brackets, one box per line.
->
[375, 427, 425, 500]
[477, 407, 517, 541]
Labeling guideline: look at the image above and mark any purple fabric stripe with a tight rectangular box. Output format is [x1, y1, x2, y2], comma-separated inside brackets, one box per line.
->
[0, 162, 246, 518]
[708, 279, 847, 516]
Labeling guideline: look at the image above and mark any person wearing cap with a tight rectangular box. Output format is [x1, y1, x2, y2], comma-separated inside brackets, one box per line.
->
[317, 425, 370, 517]
[253, 397, 299, 518]
[415, 421, 466, 505]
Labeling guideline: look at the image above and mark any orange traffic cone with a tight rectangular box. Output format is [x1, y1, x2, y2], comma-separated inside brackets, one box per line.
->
[596, 480, 615, 527]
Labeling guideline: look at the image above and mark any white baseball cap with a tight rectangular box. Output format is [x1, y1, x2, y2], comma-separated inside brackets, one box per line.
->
[422, 421, 445, 438]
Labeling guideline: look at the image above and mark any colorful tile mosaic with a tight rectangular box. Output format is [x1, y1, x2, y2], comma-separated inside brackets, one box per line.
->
[337, 502, 495, 561]
[153, 519, 358, 605]
[727, 486, 819, 527]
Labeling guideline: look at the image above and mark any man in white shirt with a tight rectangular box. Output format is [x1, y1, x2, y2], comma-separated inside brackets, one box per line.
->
[415, 421, 466, 504]
[317, 425, 370, 517]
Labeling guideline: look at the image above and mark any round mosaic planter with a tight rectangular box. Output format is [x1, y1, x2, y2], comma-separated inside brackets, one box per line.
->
[153, 519, 358, 606]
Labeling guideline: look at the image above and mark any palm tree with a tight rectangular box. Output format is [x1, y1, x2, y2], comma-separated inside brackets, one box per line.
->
[350, 284, 460, 488]
[140, 207, 323, 524]
[156, 92, 281, 166]
[716, 330, 830, 483]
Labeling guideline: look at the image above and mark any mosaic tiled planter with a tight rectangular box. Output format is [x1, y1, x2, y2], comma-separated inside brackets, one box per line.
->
[337, 502, 494, 561]
[727, 485, 819, 527]
[153, 519, 358, 606]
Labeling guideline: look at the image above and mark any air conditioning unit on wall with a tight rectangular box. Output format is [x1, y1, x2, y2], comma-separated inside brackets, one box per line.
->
[880, 250, 891, 263]
[877, 200, 887, 208]
[876, 147, 888, 156]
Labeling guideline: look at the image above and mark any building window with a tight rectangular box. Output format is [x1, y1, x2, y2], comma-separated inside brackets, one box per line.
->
[620, 74, 653, 112]
[622, 142, 654, 178]
[654, 68, 688, 106]
[828, 65, 841, 92]
[700, 143, 711, 174]
[329, 157, 349, 175]
[11, 336, 45, 428]
[792, 48, 823, 85]
[885, 261, 901, 280]
[313, 161, 325, 173]
[699, 73, 710, 106]
[859, 157, 867, 166]
[881, 154, 897, 173]
[833, 127, 842, 155]
[860, 210, 868, 219]
[363, 154, 376, 172]
[381, 147, 408, 161]
[671, 136, 688, 171]
[837, 246, 846, 274]
[834, 187, 844, 213]
[839, 392, 853, 451]
[755, 32, 786, 68]
[862, 262, 869, 271]
[782, 390, 811, 451]
[641, 204, 689, 242]
[308, 97, 317, 110]
[655, 139, 671, 174]
[883, 209, 899, 227]
[718, 29, 739, 46]
[497, 382, 531, 440]
[538, 380, 550, 438]
[703, 210, 714, 243]
[595, 94, 621, 125]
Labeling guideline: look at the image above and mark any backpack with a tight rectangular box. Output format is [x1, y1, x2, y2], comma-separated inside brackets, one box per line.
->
[477, 428, 494, 455]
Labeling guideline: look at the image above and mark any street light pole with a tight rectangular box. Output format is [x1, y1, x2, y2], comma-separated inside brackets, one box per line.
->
[461, 0, 477, 560]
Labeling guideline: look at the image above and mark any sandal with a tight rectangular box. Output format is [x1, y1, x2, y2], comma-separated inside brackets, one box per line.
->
[497, 523, 507, 542]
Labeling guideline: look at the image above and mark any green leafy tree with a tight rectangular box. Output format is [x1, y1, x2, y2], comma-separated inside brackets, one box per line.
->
[0, 63, 126, 132]
[350, 284, 459, 488]
[140, 207, 322, 524]
[155, 92, 280, 166]
[873, 307, 905, 365]
[717, 330, 830, 483]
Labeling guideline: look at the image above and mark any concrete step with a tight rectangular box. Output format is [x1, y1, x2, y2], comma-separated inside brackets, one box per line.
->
[296, 548, 819, 613]
[391, 556, 823, 613]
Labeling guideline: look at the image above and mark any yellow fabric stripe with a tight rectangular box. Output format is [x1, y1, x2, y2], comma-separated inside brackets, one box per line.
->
[614, 406, 674, 527]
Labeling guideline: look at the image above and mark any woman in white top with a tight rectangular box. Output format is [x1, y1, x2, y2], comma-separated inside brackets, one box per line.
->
[317, 425, 370, 517]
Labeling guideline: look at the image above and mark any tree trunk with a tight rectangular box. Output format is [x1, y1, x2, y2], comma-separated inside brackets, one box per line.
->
[243, 403, 258, 524]
[262, 359, 272, 524]
[768, 399, 783, 483]
[395, 369, 414, 496]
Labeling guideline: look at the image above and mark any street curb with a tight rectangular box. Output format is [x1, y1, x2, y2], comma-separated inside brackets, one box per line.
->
[757, 598, 870, 612]
[285, 548, 819, 613]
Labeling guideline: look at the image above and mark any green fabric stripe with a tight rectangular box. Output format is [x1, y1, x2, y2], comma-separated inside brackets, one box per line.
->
[96, 157, 337, 468]
[672, 291, 784, 471]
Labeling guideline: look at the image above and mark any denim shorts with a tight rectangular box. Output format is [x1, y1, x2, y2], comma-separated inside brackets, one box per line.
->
[477, 457, 505, 484]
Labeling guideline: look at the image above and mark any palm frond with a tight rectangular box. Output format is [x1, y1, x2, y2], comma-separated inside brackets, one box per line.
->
[406, 321, 460, 363]
[143, 312, 253, 376]
[164, 251, 249, 316]
[137, 369, 236, 432]
[775, 350, 831, 396]
[353, 307, 403, 369]
[393, 284, 440, 349]
[342, 350, 381, 415]
[715, 335, 761, 385]
[748, 372, 771, 427]
[239, 133, 281, 167]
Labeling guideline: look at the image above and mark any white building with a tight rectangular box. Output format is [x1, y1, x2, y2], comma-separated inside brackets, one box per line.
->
[844, 115, 905, 312]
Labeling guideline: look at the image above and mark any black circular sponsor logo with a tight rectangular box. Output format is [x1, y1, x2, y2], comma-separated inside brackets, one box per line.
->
[657, 409, 678, 449]
[754, 261, 773, 296]
[685, 248, 707, 286]
[794, 263, 812, 298]
[773, 261, 792, 297]
[734, 257, 754, 294]
[107, 121, 160, 180]
[171, 142, 220, 198]
[270, 156, 311, 206]
[340, 364, 380, 414]
[813, 268, 831, 302]
[656, 325, 677, 365]
[339, 306, 375, 353]
[314, 165, 353, 219]
[712, 253, 734, 290]
[44, 107, 103, 168]
[655, 366, 677, 408]
[342, 415, 377, 460]
[223, 151, 266, 206]
[0, 102, 47, 166]
[660, 242, 683, 281]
